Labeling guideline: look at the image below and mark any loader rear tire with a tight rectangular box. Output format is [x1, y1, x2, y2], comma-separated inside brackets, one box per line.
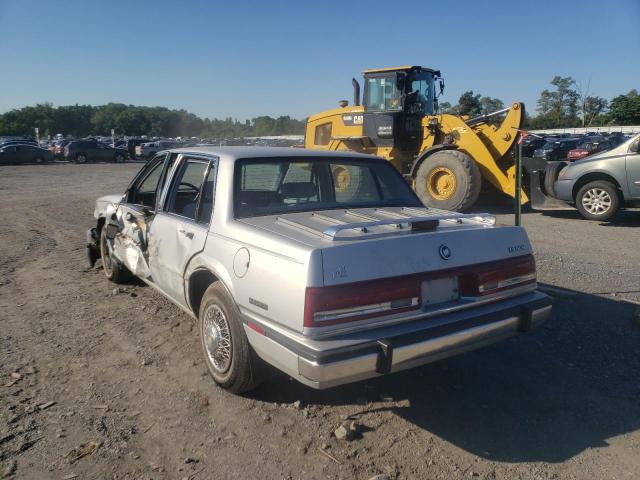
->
[414, 150, 482, 211]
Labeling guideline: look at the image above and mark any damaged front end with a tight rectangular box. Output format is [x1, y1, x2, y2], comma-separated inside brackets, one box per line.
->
[86, 205, 152, 279]
[529, 162, 574, 211]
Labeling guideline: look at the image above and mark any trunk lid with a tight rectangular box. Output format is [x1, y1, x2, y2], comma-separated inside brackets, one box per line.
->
[239, 206, 533, 286]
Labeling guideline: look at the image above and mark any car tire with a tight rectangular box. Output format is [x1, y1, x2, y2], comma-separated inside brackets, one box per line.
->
[199, 283, 261, 394]
[76, 154, 87, 164]
[114, 153, 125, 163]
[414, 150, 482, 211]
[33, 156, 45, 164]
[100, 226, 132, 283]
[575, 180, 620, 221]
[543, 161, 566, 197]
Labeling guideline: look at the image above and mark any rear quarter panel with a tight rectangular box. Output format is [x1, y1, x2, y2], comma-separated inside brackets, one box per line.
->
[186, 224, 321, 334]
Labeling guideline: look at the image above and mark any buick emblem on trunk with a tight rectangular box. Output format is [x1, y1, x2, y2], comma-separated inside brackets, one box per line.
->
[439, 244, 452, 260]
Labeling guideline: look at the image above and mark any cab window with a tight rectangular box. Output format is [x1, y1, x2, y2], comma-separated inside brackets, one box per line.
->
[364, 76, 401, 112]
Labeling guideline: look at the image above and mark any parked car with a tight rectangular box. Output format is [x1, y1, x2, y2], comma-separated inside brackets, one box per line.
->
[533, 139, 581, 161]
[567, 138, 613, 162]
[139, 140, 177, 158]
[531, 134, 640, 220]
[64, 140, 129, 163]
[86, 147, 551, 393]
[0, 144, 54, 165]
[50, 139, 73, 158]
[0, 139, 38, 149]
[520, 136, 547, 158]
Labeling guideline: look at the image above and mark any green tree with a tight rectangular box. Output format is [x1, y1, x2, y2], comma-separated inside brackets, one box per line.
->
[535, 76, 580, 128]
[607, 90, 640, 125]
[456, 91, 482, 116]
[479, 96, 504, 115]
[582, 96, 608, 127]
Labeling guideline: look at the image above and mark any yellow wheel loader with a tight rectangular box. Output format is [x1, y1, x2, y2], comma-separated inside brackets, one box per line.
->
[304, 66, 527, 211]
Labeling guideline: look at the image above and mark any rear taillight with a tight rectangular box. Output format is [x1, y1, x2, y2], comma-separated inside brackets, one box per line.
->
[471, 255, 536, 296]
[303, 255, 536, 328]
[304, 277, 421, 327]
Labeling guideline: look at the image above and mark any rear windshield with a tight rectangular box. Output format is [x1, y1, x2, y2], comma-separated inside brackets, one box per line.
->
[234, 157, 422, 218]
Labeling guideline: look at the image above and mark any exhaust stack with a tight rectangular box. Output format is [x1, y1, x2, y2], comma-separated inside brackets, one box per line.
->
[352, 78, 361, 106]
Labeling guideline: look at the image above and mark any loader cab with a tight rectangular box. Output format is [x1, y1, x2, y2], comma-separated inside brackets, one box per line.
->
[362, 66, 439, 153]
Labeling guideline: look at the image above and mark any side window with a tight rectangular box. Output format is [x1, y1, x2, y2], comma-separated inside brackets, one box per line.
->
[165, 159, 209, 221]
[314, 123, 332, 146]
[130, 160, 165, 208]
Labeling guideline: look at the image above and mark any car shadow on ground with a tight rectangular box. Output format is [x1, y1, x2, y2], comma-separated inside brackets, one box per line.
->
[251, 285, 640, 464]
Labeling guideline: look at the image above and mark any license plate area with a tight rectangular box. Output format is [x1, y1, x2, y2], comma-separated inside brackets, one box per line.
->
[421, 276, 459, 307]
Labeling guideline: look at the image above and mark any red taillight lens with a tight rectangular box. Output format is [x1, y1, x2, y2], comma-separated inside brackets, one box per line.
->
[304, 277, 421, 327]
[471, 255, 536, 296]
[303, 255, 536, 328]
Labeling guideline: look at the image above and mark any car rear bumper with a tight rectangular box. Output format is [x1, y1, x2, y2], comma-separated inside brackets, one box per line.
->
[243, 290, 552, 389]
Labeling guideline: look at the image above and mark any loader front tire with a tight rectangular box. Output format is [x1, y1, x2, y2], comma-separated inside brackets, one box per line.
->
[414, 150, 482, 211]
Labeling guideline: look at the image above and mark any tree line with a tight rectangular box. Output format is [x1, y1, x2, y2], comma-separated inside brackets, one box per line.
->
[440, 77, 640, 128]
[0, 103, 306, 139]
[1, 77, 638, 138]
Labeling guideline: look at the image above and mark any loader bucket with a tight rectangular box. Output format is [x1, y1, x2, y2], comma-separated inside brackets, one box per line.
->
[529, 170, 574, 211]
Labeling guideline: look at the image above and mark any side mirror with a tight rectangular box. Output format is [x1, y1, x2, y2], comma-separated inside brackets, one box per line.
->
[630, 139, 640, 153]
[439, 80, 445, 96]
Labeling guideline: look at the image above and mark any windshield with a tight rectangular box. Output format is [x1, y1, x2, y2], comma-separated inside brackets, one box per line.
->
[407, 72, 435, 115]
[234, 158, 422, 218]
[364, 76, 401, 112]
[542, 142, 559, 149]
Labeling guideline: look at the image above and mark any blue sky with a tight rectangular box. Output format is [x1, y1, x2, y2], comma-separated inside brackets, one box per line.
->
[0, 0, 638, 120]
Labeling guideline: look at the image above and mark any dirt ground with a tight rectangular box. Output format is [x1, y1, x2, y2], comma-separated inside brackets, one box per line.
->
[1, 162, 639, 480]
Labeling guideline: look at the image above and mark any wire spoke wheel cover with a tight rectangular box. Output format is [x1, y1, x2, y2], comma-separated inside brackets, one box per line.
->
[582, 188, 611, 215]
[427, 166, 457, 200]
[203, 304, 233, 374]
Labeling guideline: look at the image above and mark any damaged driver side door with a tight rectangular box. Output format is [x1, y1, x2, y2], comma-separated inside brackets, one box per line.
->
[108, 153, 174, 279]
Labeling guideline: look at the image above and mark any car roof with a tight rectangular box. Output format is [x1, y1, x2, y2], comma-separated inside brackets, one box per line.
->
[166, 146, 380, 164]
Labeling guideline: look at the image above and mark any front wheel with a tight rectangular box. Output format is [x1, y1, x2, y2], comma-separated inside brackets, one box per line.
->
[114, 153, 125, 163]
[100, 226, 132, 283]
[414, 150, 482, 211]
[76, 154, 87, 164]
[575, 180, 620, 221]
[199, 283, 261, 394]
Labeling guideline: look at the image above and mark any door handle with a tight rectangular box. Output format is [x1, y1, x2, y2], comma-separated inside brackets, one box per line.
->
[179, 229, 194, 239]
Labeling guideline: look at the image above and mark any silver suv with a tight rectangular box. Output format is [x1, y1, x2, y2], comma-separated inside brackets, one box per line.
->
[532, 134, 640, 220]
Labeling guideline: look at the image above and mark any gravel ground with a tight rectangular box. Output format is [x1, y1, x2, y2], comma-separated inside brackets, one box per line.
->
[1, 162, 639, 480]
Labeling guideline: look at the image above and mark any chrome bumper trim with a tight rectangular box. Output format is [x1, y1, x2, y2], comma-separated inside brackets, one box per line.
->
[296, 297, 552, 389]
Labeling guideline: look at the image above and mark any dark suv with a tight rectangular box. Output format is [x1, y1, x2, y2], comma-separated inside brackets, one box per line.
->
[533, 138, 581, 161]
[64, 140, 129, 163]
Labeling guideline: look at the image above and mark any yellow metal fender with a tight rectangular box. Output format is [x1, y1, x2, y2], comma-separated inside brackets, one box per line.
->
[420, 103, 528, 203]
